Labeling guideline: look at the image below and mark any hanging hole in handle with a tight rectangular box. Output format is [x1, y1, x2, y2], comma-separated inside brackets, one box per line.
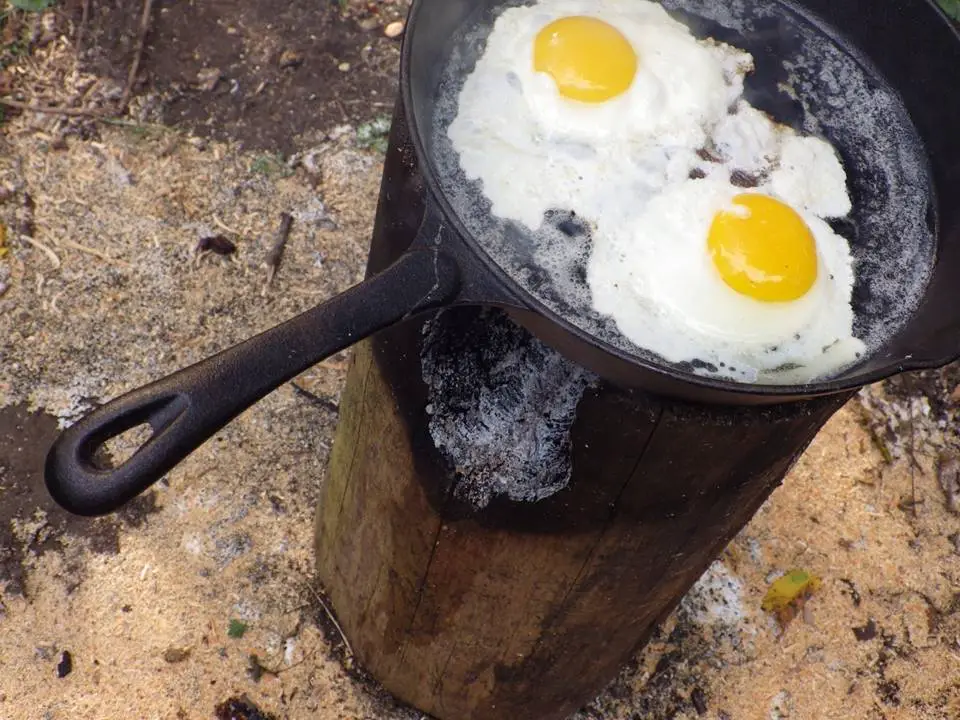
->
[91, 423, 155, 469]
[74, 393, 187, 473]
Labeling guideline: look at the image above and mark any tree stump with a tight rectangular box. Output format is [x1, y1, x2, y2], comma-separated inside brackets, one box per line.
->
[314, 109, 852, 719]
[315, 320, 848, 720]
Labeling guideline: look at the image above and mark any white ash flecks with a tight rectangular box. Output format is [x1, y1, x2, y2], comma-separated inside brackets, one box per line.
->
[678, 560, 756, 661]
[420, 308, 595, 508]
[856, 379, 957, 462]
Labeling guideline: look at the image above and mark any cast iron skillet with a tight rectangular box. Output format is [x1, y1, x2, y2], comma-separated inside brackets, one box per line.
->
[45, 0, 960, 516]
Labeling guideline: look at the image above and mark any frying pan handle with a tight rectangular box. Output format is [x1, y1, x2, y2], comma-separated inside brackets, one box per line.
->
[45, 249, 460, 516]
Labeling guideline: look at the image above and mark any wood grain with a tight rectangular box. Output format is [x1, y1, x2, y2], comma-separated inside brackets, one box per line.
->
[314, 105, 851, 719]
[315, 330, 849, 719]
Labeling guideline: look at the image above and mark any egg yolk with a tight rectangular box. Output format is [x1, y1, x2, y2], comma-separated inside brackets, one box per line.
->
[533, 16, 638, 103]
[708, 194, 818, 302]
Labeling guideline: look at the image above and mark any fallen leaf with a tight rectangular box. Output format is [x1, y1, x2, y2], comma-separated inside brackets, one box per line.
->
[227, 619, 248, 638]
[762, 569, 822, 612]
[762, 569, 822, 628]
[938, 0, 960, 21]
[10, 0, 55, 12]
[196, 234, 236, 256]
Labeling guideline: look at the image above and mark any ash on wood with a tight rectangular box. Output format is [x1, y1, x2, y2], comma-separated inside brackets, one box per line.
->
[420, 308, 595, 508]
[314, 109, 851, 720]
[316, 328, 848, 720]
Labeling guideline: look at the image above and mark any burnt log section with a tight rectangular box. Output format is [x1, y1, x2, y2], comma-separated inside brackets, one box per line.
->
[314, 109, 850, 720]
[316, 329, 847, 720]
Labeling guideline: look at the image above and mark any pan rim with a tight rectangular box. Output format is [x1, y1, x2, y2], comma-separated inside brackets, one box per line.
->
[399, 0, 960, 401]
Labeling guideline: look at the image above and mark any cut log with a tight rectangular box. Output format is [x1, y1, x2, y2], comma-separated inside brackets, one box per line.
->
[316, 327, 848, 720]
[315, 105, 850, 719]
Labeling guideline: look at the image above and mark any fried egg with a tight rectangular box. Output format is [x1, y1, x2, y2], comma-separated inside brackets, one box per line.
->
[447, 0, 865, 383]
[448, 0, 752, 227]
[589, 179, 864, 382]
[517, 5, 750, 145]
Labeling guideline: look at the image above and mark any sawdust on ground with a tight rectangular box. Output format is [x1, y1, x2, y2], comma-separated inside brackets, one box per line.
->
[1, 114, 958, 720]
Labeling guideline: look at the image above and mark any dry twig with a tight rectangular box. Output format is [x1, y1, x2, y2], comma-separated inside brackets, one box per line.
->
[58, 238, 132, 267]
[263, 211, 294, 287]
[907, 400, 922, 517]
[21, 235, 61, 268]
[120, 0, 155, 112]
[0, 98, 163, 130]
[0, 97, 106, 119]
[213, 215, 242, 236]
[305, 583, 353, 659]
[290, 382, 339, 414]
[77, 0, 92, 56]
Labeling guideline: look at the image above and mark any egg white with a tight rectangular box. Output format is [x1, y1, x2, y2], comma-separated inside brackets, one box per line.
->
[507, 2, 751, 147]
[588, 178, 865, 382]
[711, 102, 782, 174]
[770, 135, 852, 218]
[448, 0, 752, 228]
[448, 0, 864, 383]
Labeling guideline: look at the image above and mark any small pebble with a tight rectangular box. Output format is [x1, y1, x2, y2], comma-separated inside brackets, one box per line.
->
[384, 20, 405, 38]
[196, 67, 222, 92]
[939, 453, 960, 514]
[56, 650, 72, 678]
[278, 49, 303, 70]
[853, 618, 878, 642]
[337, 62, 351, 72]
[358, 17, 379, 31]
[691, 687, 708, 716]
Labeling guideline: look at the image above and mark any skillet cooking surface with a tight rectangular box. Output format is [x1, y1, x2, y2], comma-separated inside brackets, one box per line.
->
[421, 0, 937, 386]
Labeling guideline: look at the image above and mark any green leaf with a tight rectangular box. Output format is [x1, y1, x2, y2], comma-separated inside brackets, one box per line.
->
[227, 619, 248, 639]
[939, 0, 960, 21]
[249, 153, 292, 178]
[761, 569, 821, 612]
[10, 0, 56, 12]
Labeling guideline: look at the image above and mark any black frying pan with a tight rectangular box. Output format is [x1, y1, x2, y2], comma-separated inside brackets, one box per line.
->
[45, 0, 960, 516]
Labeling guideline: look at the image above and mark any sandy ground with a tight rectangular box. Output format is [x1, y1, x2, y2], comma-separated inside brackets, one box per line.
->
[1, 5, 959, 720]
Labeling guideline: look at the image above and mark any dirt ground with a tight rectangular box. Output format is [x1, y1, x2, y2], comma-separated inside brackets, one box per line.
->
[0, 3, 958, 719]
